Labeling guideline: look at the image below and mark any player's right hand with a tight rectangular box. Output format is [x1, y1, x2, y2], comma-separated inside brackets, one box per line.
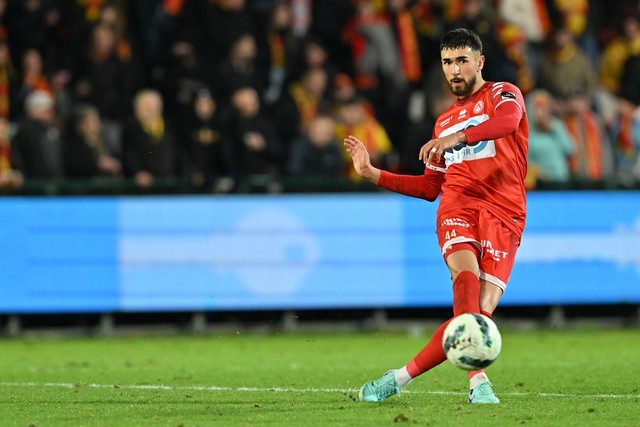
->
[343, 135, 380, 183]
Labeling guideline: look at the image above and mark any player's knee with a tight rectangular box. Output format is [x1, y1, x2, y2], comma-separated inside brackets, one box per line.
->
[446, 246, 480, 281]
[450, 267, 480, 283]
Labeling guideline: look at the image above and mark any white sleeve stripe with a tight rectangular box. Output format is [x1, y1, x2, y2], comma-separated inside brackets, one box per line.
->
[426, 163, 447, 173]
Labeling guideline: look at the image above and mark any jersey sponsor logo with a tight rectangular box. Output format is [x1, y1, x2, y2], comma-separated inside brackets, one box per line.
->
[443, 140, 496, 166]
[481, 239, 509, 262]
[458, 109, 467, 119]
[442, 217, 471, 228]
[500, 91, 516, 100]
[440, 115, 496, 167]
[440, 116, 453, 127]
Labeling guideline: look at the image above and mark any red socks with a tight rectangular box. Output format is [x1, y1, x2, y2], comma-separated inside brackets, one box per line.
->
[453, 270, 481, 316]
[406, 270, 481, 378]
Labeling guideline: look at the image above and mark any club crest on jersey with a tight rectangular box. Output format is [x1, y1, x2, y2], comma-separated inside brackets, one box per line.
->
[473, 101, 484, 114]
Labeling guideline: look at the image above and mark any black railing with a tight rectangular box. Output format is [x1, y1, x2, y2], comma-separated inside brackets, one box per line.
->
[1, 175, 639, 197]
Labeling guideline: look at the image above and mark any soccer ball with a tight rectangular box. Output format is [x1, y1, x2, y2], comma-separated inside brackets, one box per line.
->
[442, 313, 502, 370]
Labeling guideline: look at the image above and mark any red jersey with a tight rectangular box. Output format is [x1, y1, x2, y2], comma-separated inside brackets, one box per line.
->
[379, 81, 528, 235]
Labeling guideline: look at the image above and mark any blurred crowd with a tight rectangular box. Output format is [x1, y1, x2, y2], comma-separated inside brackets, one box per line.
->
[1, 0, 640, 193]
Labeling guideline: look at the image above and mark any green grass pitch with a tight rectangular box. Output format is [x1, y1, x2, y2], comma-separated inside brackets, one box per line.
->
[0, 327, 638, 426]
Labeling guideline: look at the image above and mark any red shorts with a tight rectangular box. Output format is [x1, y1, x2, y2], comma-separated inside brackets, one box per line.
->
[436, 208, 521, 291]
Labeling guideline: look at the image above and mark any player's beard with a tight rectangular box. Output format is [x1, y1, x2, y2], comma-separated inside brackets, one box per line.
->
[448, 74, 476, 97]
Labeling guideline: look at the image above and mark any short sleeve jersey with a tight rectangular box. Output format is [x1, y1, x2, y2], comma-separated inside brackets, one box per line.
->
[427, 81, 529, 235]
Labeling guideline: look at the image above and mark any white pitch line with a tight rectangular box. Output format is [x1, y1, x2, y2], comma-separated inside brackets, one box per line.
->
[0, 382, 638, 400]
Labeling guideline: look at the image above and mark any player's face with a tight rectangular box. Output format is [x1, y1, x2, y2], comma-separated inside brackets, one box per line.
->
[441, 47, 484, 97]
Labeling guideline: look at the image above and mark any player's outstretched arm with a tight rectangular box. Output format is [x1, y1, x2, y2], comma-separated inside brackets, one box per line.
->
[344, 135, 444, 201]
[343, 135, 381, 184]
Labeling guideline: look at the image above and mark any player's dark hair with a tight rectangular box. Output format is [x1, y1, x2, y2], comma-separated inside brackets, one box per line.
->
[440, 28, 483, 54]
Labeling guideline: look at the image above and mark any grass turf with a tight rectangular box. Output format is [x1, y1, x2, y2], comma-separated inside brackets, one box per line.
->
[0, 327, 638, 426]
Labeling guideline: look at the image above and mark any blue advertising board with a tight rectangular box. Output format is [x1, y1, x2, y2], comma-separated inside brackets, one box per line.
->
[0, 191, 638, 313]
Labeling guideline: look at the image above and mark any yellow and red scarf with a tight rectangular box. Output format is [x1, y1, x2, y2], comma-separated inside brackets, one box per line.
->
[565, 111, 603, 180]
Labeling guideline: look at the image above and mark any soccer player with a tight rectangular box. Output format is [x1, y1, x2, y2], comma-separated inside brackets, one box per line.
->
[344, 28, 528, 404]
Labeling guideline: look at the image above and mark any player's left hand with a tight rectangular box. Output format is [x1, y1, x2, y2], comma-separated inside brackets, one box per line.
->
[419, 132, 468, 164]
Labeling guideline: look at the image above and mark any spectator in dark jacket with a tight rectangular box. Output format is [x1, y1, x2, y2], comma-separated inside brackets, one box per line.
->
[227, 86, 282, 179]
[186, 88, 234, 189]
[288, 114, 343, 177]
[64, 104, 122, 178]
[213, 33, 266, 110]
[73, 23, 142, 155]
[121, 89, 181, 188]
[11, 90, 63, 178]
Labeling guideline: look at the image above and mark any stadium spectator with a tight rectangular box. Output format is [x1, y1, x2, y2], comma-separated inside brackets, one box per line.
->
[444, 0, 499, 55]
[387, 0, 424, 89]
[615, 52, 640, 182]
[334, 95, 398, 180]
[121, 89, 182, 188]
[261, 1, 302, 106]
[287, 114, 344, 178]
[0, 116, 23, 190]
[599, 11, 640, 95]
[553, 0, 600, 70]
[227, 86, 282, 181]
[97, 2, 135, 66]
[288, 36, 340, 96]
[497, 0, 552, 77]
[329, 72, 376, 120]
[0, 0, 5, 40]
[12, 48, 53, 120]
[64, 104, 121, 179]
[4, 0, 61, 70]
[73, 23, 142, 157]
[562, 88, 615, 183]
[129, 0, 185, 75]
[185, 88, 234, 190]
[620, 50, 640, 107]
[198, 0, 257, 70]
[0, 39, 16, 120]
[486, 23, 534, 96]
[329, 72, 358, 107]
[158, 40, 208, 145]
[610, 98, 640, 185]
[11, 90, 63, 179]
[408, 0, 445, 67]
[342, 0, 407, 118]
[535, 26, 595, 99]
[270, 66, 330, 158]
[308, 0, 353, 74]
[212, 33, 266, 111]
[381, 0, 426, 142]
[56, 0, 109, 72]
[525, 89, 573, 188]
